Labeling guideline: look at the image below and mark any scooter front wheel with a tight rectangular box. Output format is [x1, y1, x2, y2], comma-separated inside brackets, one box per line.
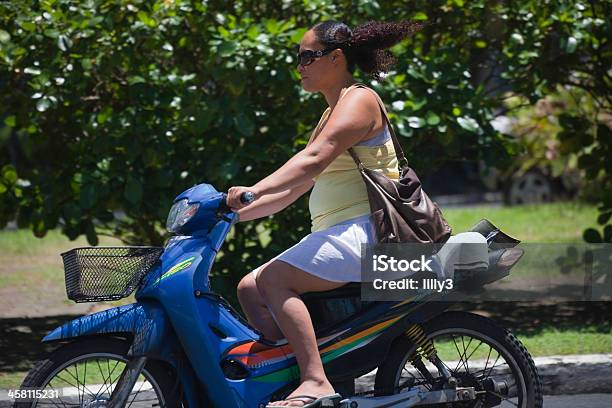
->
[15, 337, 180, 408]
[375, 311, 543, 407]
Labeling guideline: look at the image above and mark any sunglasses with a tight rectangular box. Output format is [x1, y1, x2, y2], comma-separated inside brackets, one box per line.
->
[296, 47, 336, 67]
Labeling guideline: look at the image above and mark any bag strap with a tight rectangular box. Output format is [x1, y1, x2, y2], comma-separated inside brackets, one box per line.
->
[307, 107, 332, 147]
[345, 83, 409, 170]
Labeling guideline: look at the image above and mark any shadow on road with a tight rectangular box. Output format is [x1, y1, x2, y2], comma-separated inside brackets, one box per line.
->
[455, 301, 612, 336]
[0, 315, 77, 373]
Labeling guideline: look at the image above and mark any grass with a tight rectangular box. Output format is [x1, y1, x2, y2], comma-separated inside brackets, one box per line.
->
[0, 372, 28, 389]
[434, 326, 612, 361]
[519, 327, 612, 356]
[0, 359, 147, 390]
[442, 201, 601, 280]
[0, 229, 122, 286]
[443, 200, 598, 243]
[0, 229, 129, 317]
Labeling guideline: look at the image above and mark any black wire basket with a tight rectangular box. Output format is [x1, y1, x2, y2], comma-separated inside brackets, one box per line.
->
[61, 246, 164, 303]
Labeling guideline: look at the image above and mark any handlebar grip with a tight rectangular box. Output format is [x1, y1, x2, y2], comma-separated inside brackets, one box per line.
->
[218, 191, 255, 216]
[240, 191, 255, 204]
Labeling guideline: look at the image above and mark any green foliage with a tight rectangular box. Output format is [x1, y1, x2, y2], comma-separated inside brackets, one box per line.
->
[501, 86, 604, 196]
[0, 0, 609, 298]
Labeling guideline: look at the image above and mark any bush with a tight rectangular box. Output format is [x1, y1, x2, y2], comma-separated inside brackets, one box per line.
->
[1, 0, 609, 301]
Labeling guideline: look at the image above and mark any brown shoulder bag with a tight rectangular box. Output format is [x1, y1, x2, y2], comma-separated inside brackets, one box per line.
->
[347, 84, 452, 245]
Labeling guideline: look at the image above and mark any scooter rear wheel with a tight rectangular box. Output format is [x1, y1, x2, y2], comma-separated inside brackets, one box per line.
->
[375, 311, 543, 407]
[14, 337, 181, 408]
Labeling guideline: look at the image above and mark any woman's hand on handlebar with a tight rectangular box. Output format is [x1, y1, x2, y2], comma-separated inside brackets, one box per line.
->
[226, 186, 259, 211]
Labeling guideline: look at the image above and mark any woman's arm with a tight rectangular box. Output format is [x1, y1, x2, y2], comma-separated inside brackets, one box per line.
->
[250, 88, 377, 197]
[226, 88, 379, 210]
[236, 179, 315, 222]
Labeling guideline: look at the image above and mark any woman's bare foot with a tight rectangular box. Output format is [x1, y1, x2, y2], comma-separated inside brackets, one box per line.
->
[267, 378, 336, 407]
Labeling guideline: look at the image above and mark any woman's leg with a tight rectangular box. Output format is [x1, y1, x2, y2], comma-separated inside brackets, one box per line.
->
[256, 260, 345, 407]
[237, 268, 284, 340]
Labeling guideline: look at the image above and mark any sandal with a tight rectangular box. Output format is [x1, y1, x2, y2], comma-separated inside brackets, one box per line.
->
[265, 393, 342, 408]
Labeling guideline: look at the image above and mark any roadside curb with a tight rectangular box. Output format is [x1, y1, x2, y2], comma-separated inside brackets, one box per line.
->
[533, 353, 612, 395]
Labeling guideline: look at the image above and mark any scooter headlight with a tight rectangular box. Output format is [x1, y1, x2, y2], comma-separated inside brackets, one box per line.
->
[166, 199, 200, 232]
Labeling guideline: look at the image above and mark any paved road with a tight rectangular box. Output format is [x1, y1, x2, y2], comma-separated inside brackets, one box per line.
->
[543, 394, 612, 407]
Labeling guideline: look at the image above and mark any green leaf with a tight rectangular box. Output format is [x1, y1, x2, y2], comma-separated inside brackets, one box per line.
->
[21, 21, 36, 31]
[33, 218, 47, 238]
[405, 97, 427, 111]
[235, 114, 254, 137]
[605, 225, 612, 242]
[24, 67, 41, 75]
[43, 29, 60, 39]
[407, 116, 426, 128]
[96, 106, 113, 124]
[426, 112, 440, 125]
[218, 26, 230, 39]
[247, 26, 260, 40]
[128, 76, 146, 85]
[81, 58, 93, 70]
[265, 19, 280, 34]
[2, 165, 17, 183]
[219, 41, 238, 57]
[290, 28, 307, 44]
[4, 115, 16, 127]
[137, 11, 156, 27]
[597, 212, 611, 225]
[85, 222, 99, 246]
[79, 184, 97, 209]
[510, 33, 524, 45]
[457, 116, 480, 132]
[96, 209, 114, 223]
[565, 36, 577, 53]
[583, 228, 602, 243]
[36, 98, 51, 112]
[63, 202, 81, 220]
[0, 29, 10, 43]
[124, 176, 143, 205]
[58, 35, 72, 51]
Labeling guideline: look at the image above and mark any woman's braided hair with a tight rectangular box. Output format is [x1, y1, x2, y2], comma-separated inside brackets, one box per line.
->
[312, 20, 427, 80]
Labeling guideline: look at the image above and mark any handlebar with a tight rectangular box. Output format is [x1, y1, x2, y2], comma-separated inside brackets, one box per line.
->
[240, 191, 255, 204]
[218, 190, 255, 215]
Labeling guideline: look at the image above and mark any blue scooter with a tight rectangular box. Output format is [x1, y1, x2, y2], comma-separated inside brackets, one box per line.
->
[16, 183, 542, 408]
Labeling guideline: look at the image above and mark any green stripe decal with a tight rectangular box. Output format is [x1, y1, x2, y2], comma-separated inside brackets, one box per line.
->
[320, 330, 381, 364]
[251, 365, 299, 383]
[153, 256, 196, 285]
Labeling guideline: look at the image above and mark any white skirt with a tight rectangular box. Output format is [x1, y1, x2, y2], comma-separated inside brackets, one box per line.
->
[251, 213, 376, 283]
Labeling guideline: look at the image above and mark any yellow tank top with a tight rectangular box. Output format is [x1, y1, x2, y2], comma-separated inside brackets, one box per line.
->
[307, 86, 400, 232]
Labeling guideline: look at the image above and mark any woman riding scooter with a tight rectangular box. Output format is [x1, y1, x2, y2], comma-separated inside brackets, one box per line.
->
[226, 20, 426, 407]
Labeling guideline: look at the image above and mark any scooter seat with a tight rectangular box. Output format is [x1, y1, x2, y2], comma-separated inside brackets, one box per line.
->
[434, 232, 489, 279]
[301, 283, 368, 335]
